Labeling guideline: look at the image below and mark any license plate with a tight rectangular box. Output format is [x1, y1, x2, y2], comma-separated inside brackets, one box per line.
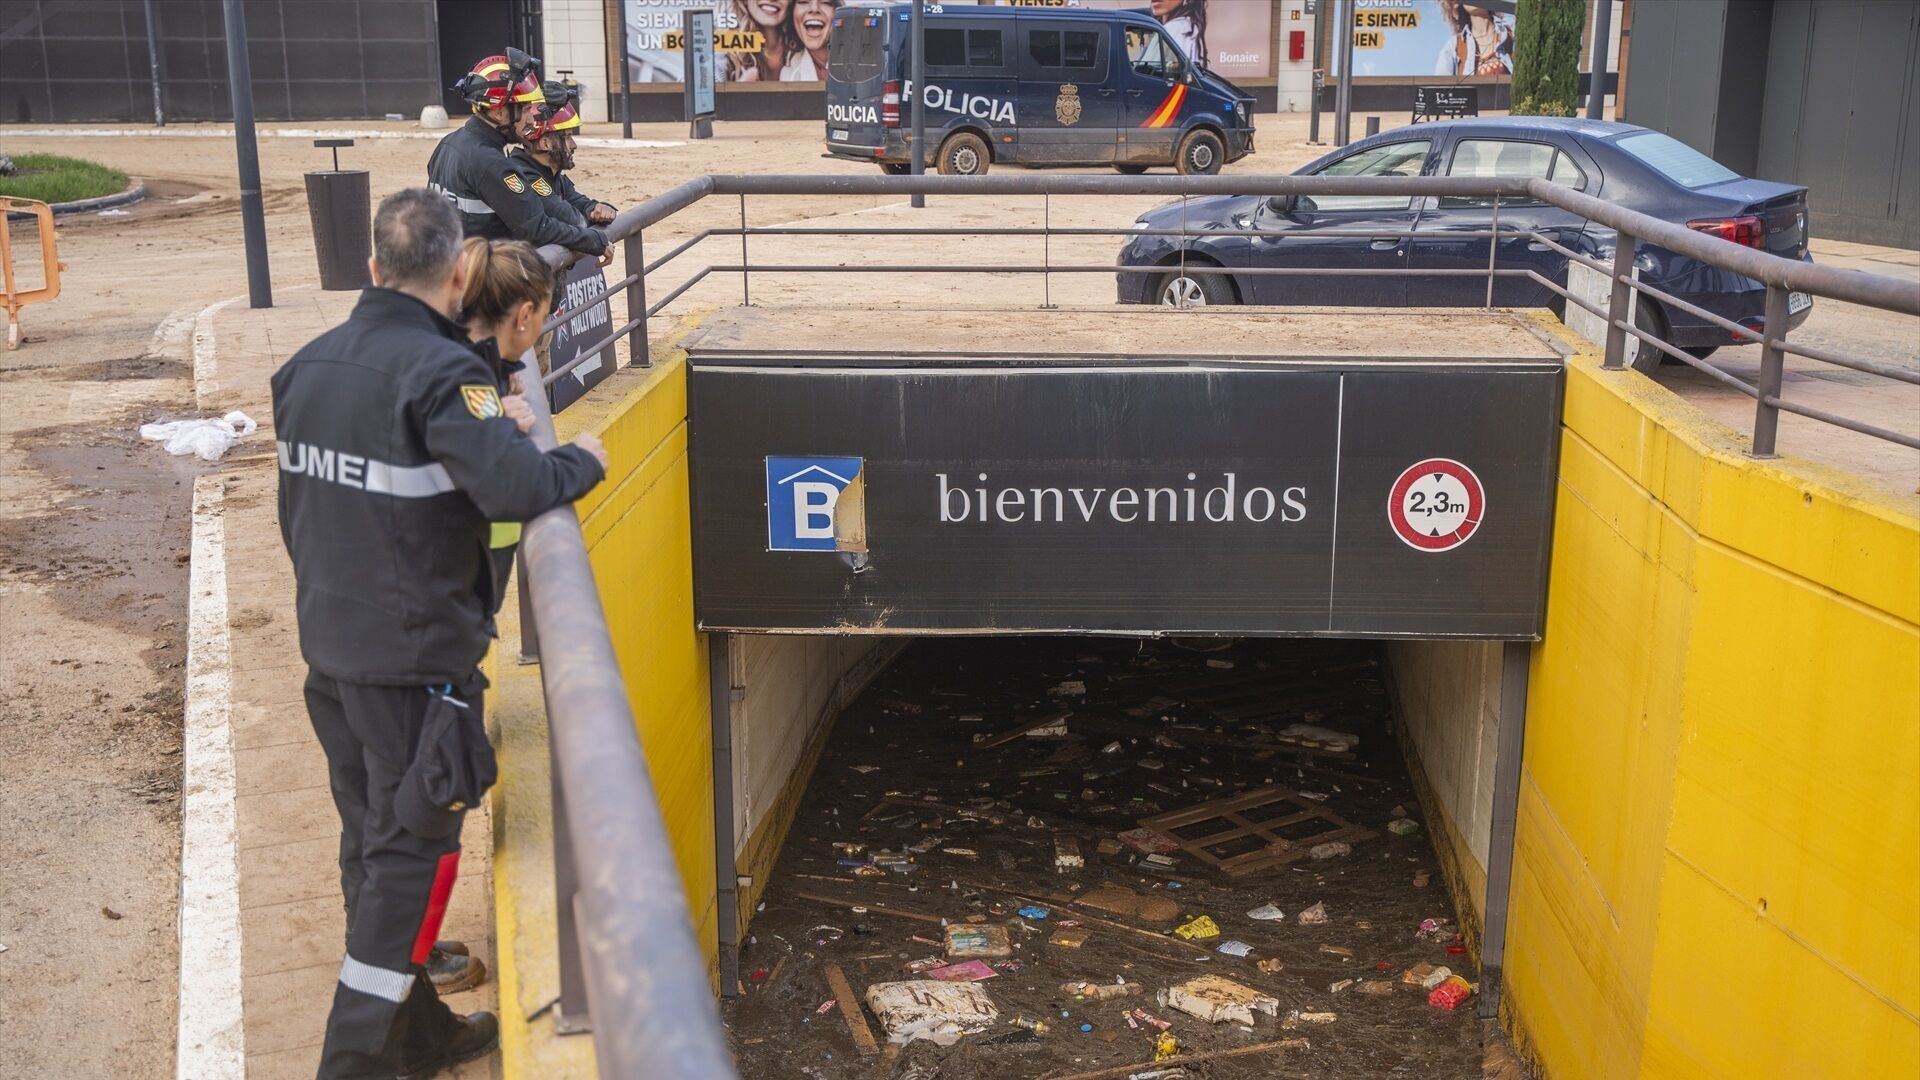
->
[1788, 291, 1812, 315]
[831, 128, 850, 141]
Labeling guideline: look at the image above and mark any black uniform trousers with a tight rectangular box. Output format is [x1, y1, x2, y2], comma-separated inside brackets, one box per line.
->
[304, 669, 474, 1079]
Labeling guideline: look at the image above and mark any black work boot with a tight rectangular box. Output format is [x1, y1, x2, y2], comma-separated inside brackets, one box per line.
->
[426, 944, 487, 994]
[398, 1011, 499, 1079]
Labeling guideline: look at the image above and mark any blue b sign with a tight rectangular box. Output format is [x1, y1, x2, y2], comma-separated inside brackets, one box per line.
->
[766, 456, 863, 551]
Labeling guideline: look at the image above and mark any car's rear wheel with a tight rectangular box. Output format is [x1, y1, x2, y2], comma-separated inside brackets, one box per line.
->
[1114, 163, 1150, 175]
[936, 132, 990, 176]
[1626, 296, 1669, 374]
[1156, 266, 1236, 308]
[1175, 130, 1225, 176]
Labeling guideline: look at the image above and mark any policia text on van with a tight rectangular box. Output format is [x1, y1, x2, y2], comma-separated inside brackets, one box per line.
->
[825, 3, 1254, 176]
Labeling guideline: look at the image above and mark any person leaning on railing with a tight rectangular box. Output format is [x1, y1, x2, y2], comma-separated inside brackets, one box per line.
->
[270, 189, 608, 1080]
[455, 235, 558, 617]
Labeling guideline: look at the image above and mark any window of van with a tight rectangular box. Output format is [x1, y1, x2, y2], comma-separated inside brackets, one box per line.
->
[828, 13, 884, 83]
[1126, 26, 1184, 81]
[1028, 29, 1103, 73]
[926, 27, 1004, 71]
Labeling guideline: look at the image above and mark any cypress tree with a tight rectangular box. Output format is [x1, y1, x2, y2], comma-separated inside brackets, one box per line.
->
[1511, 0, 1586, 116]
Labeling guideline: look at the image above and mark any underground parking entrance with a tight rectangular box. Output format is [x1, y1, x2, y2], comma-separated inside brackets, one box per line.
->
[679, 304, 1563, 1077]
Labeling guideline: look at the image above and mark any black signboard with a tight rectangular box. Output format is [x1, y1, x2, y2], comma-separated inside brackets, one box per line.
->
[1413, 86, 1479, 122]
[547, 259, 617, 413]
[688, 361, 1563, 639]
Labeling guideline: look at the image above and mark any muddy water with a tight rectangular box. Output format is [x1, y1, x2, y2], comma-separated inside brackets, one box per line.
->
[723, 637, 1484, 1079]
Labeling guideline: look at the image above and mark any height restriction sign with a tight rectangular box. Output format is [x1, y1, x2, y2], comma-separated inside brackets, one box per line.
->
[1388, 458, 1484, 552]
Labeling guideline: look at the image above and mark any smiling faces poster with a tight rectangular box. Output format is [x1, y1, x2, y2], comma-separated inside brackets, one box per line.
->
[622, 0, 843, 84]
[1346, 0, 1517, 79]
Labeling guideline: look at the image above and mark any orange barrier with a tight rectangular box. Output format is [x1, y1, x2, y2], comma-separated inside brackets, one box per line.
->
[1, 197, 63, 350]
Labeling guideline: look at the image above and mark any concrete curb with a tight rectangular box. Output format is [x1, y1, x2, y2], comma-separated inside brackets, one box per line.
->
[4, 180, 148, 220]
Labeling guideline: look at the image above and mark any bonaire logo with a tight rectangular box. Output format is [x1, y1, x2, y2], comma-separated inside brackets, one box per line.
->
[766, 456, 867, 553]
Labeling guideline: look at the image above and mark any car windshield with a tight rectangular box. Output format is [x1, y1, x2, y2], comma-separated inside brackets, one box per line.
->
[1613, 130, 1741, 188]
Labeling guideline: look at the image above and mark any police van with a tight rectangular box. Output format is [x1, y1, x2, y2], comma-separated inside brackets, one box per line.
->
[825, 3, 1255, 176]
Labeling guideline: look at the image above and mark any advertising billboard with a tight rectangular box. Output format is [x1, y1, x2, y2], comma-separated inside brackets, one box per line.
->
[1348, 0, 1515, 78]
[620, 0, 1274, 86]
[623, 0, 843, 84]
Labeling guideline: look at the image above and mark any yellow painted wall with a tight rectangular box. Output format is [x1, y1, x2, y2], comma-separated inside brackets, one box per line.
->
[1507, 319, 1920, 1078]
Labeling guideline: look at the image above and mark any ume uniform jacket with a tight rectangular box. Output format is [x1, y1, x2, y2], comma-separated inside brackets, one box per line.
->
[427, 115, 607, 253]
[271, 288, 604, 685]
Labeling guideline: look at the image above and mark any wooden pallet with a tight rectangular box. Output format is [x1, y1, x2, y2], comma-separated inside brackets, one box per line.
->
[1137, 785, 1376, 877]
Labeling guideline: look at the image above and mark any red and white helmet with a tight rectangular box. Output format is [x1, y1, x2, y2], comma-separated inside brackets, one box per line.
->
[453, 48, 543, 110]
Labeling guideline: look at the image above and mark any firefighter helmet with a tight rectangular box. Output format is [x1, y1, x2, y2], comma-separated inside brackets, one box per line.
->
[453, 48, 544, 110]
[530, 81, 583, 138]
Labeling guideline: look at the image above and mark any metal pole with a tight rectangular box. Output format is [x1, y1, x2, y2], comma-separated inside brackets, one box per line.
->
[1601, 232, 1636, 369]
[910, 0, 927, 209]
[1585, 0, 1615, 120]
[1307, 0, 1327, 144]
[709, 634, 741, 996]
[618, 0, 634, 139]
[143, 0, 166, 126]
[738, 195, 750, 305]
[1477, 640, 1531, 1021]
[221, 0, 271, 309]
[1334, 0, 1355, 147]
[1751, 284, 1789, 457]
[1485, 195, 1500, 308]
[622, 233, 648, 366]
[550, 732, 591, 1033]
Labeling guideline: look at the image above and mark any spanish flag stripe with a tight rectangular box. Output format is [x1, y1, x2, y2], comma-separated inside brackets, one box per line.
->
[1141, 84, 1187, 129]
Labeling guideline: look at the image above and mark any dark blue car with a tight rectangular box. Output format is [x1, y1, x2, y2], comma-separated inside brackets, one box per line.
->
[1116, 118, 1813, 370]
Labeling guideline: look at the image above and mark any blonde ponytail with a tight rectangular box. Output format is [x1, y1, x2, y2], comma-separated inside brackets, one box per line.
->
[458, 237, 556, 328]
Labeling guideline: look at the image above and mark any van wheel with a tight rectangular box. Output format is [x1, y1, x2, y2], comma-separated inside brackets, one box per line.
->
[1175, 130, 1225, 176]
[937, 132, 990, 176]
[1114, 163, 1150, 175]
[1156, 266, 1236, 308]
[879, 162, 910, 175]
[1625, 296, 1669, 374]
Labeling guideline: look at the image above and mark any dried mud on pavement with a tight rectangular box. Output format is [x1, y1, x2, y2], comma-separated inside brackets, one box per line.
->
[724, 637, 1484, 1079]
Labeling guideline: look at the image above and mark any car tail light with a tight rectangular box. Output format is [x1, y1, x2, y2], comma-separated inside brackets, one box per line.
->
[882, 81, 901, 127]
[1687, 215, 1765, 249]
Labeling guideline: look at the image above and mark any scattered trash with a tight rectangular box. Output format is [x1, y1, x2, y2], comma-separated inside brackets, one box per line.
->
[1309, 841, 1353, 860]
[1354, 979, 1396, 996]
[1154, 1030, 1180, 1060]
[1096, 838, 1124, 856]
[1076, 882, 1179, 923]
[1246, 903, 1286, 921]
[1274, 723, 1359, 753]
[1138, 786, 1375, 876]
[1115, 827, 1182, 855]
[96, 208, 131, 217]
[1256, 958, 1285, 974]
[1427, 975, 1474, 1011]
[945, 924, 1012, 958]
[1101, 740, 1124, 754]
[1415, 917, 1452, 941]
[140, 411, 257, 461]
[1142, 853, 1179, 869]
[1137, 758, 1165, 771]
[1051, 680, 1087, 697]
[1054, 836, 1084, 871]
[1172, 915, 1220, 941]
[1330, 978, 1355, 994]
[865, 980, 999, 1047]
[101, 906, 122, 920]
[1318, 944, 1353, 958]
[1215, 939, 1253, 957]
[1297, 902, 1329, 926]
[823, 962, 881, 1055]
[1413, 869, 1432, 888]
[1060, 979, 1141, 1000]
[849, 765, 881, 774]
[1387, 819, 1421, 837]
[1049, 930, 1089, 948]
[1403, 962, 1453, 990]
[1295, 1010, 1338, 1024]
[926, 960, 999, 982]
[1017, 905, 1051, 920]
[1011, 1014, 1050, 1033]
[1129, 1008, 1172, 1031]
[1160, 975, 1281, 1025]
[816, 1000, 837, 1014]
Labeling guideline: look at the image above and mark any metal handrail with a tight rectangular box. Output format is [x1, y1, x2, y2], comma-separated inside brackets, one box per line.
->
[510, 171, 1917, 1073]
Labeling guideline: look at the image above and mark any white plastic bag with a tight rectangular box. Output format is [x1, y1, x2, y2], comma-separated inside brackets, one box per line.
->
[140, 411, 257, 461]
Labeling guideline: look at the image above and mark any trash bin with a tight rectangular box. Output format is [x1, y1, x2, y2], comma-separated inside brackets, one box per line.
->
[305, 139, 371, 291]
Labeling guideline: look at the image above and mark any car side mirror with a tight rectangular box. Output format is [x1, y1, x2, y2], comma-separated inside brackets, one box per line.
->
[1266, 195, 1295, 215]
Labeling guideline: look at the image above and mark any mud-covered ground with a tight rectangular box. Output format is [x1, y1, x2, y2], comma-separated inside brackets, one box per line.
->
[723, 637, 1484, 1079]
